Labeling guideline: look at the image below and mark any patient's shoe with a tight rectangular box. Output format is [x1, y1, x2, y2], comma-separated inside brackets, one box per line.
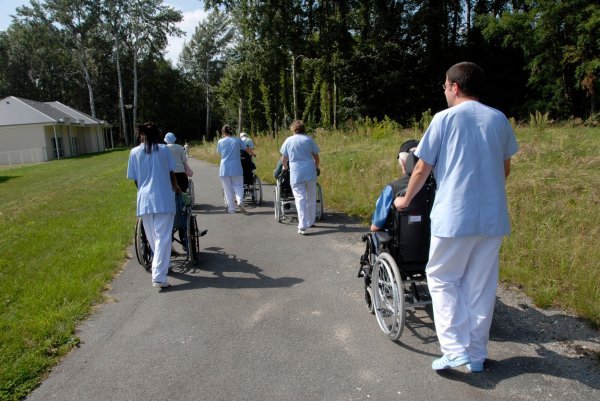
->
[431, 355, 470, 370]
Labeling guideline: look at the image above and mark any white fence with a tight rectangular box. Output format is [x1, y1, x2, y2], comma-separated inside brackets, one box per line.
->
[0, 148, 48, 165]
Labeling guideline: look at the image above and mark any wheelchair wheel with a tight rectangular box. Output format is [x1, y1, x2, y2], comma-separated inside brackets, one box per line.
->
[134, 218, 152, 270]
[187, 178, 195, 205]
[316, 182, 324, 221]
[373, 252, 405, 340]
[274, 184, 283, 222]
[252, 175, 263, 205]
[187, 214, 200, 265]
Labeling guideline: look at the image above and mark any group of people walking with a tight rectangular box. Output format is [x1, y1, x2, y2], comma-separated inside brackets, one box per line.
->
[216, 120, 321, 235]
[127, 61, 518, 374]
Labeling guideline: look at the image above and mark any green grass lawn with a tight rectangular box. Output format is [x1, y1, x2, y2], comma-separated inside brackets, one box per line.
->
[0, 150, 136, 400]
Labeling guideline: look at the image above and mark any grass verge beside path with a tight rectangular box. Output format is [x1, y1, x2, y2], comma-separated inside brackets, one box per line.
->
[191, 123, 599, 328]
[0, 150, 135, 400]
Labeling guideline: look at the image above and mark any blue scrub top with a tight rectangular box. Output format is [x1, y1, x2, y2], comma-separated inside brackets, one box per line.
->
[217, 136, 244, 176]
[279, 134, 320, 185]
[416, 100, 519, 237]
[127, 144, 176, 216]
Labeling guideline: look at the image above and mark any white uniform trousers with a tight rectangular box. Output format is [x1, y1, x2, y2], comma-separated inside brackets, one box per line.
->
[141, 213, 175, 284]
[426, 235, 503, 364]
[291, 179, 316, 230]
[220, 176, 244, 213]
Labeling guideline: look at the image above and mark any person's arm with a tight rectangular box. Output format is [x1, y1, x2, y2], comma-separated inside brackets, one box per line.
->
[170, 171, 181, 193]
[313, 153, 320, 168]
[393, 159, 433, 210]
[370, 186, 393, 231]
[282, 155, 289, 170]
[504, 158, 511, 178]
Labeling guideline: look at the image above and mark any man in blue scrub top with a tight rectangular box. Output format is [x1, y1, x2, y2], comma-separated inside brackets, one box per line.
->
[395, 62, 519, 373]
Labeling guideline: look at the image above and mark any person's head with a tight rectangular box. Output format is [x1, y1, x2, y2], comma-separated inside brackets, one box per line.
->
[138, 122, 161, 153]
[240, 132, 247, 140]
[290, 120, 305, 134]
[444, 62, 485, 107]
[164, 132, 176, 144]
[398, 139, 419, 175]
[221, 124, 233, 136]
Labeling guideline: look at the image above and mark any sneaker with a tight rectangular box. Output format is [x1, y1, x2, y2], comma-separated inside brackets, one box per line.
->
[152, 281, 171, 288]
[237, 204, 247, 214]
[431, 355, 470, 370]
[466, 361, 484, 373]
[297, 229, 306, 235]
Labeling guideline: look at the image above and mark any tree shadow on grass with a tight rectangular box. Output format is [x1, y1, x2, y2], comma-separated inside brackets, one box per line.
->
[0, 175, 20, 184]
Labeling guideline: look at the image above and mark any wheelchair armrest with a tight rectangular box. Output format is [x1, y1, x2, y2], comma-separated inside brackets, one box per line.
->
[374, 231, 393, 245]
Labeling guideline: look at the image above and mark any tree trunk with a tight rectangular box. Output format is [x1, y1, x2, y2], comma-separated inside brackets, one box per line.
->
[238, 96, 243, 132]
[133, 54, 139, 146]
[205, 61, 210, 138]
[114, 32, 129, 146]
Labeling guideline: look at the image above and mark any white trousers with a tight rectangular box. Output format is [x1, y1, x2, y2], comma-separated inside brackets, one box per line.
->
[220, 176, 244, 213]
[426, 235, 503, 364]
[291, 180, 316, 230]
[141, 213, 175, 284]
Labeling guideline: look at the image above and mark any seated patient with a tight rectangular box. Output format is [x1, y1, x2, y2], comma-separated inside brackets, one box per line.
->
[273, 158, 284, 179]
[370, 139, 419, 232]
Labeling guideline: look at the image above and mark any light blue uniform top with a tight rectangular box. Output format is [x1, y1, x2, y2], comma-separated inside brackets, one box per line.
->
[416, 100, 519, 237]
[279, 134, 320, 185]
[127, 144, 176, 216]
[217, 136, 244, 176]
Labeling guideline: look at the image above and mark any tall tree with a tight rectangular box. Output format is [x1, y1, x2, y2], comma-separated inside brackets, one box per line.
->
[180, 9, 234, 139]
[480, 0, 599, 118]
[16, 0, 104, 117]
[124, 0, 182, 143]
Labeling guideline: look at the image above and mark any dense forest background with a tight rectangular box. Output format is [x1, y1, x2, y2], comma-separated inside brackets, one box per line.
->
[0, 0, 598, 144]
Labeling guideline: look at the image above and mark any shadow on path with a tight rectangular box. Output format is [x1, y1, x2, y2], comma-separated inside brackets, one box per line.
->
[164, 246, 303, 292]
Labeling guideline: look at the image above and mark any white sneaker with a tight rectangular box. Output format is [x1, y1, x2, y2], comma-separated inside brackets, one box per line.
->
[297, 229, 306, 235]
[152, 281, 171, 288]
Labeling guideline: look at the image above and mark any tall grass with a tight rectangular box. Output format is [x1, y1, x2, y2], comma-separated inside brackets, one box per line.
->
[0, 150, 136, 400]
[190, 122, 600, 327]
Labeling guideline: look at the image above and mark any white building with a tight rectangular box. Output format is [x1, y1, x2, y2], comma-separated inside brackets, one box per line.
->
[0, 96, 112, 165]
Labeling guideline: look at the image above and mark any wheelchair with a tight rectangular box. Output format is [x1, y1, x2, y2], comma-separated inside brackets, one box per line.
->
[134, 192, 206, 269]
[274, 169, 323, 223]
[241, 152, 263, 206]
[358, 175, 435, 340]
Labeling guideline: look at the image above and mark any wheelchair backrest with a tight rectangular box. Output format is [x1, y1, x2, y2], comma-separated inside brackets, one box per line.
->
[391, 174, 436, 272]
[278, 169, 293, 197]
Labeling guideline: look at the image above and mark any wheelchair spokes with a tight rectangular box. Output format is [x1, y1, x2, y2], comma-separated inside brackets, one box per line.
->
[373, 253, 405, 341]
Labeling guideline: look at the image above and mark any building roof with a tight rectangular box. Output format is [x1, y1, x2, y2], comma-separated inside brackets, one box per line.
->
[0, 96, 106, 127]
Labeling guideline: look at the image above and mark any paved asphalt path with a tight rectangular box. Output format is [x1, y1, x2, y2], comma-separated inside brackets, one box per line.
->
[27, 158, 599, 401]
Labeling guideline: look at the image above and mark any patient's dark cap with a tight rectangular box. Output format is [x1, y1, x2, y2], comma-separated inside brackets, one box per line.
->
[398, 139, 419, 156]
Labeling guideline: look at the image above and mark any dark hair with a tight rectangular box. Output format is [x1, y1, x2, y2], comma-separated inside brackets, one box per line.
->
[138, 122, 161, 154]
[290, 120, 305, 133]
[446, 62, 485, 98]
[221, 124, 233, 136]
